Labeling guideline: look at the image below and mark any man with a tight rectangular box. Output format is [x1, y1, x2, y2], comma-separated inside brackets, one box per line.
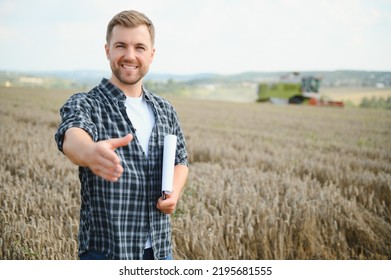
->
[54, 10, 188, 260]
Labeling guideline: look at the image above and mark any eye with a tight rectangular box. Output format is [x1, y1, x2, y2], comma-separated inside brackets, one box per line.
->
[136, 45, 146, 51]
[115, 43, 126, 49]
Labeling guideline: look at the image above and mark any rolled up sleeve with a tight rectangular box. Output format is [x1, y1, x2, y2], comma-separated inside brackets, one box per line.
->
[172, 110, 188, 167]
[54, 93, 98, 153]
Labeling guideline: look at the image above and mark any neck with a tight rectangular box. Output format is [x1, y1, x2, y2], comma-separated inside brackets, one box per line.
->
[109, 76, 143, 98]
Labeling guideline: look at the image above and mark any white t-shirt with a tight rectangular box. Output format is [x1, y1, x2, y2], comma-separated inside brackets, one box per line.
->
[125, 94, 155, 249]
[125, 95, 155, 157]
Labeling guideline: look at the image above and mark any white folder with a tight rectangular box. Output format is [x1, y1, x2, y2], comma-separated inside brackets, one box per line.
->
[162, 134, 177, 196]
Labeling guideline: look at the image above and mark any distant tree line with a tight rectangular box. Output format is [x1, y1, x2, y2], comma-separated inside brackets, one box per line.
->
[360, 96, 391, 110]
[143, 79, 190, 96]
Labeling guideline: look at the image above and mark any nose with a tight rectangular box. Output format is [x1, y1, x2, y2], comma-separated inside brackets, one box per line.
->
[124, 46, 136, 60]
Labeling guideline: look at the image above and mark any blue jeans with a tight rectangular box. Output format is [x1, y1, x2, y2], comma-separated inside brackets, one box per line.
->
[79, 248, 173, 260]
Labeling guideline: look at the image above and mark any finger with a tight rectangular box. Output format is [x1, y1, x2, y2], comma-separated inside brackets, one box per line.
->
[93, 164, 123, 182]
[108, 134, 133, 149]
[97, 161, 123, 177]
[163, 192, 172, 199]
[102, 171, 121, 182]
[84, 141, 116, 169]
[157, 197, 175, 214]
[98, 135, 133, 166]
[99, 172, 120, 182]
[90, 152, 123, 177]
[99, 149, 121, 166]
[156, 197, 167, 213]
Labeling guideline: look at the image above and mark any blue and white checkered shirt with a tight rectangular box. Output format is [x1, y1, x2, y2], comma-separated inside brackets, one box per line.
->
[55, 78, 188, 259]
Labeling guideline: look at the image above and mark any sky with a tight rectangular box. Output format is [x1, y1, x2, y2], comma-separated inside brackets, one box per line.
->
[0, 0, 391, 75]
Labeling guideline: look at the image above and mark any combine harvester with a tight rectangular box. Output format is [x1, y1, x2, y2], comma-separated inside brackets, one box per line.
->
[256, 72, 344, 107]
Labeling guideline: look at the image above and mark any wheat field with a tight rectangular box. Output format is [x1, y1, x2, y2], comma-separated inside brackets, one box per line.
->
[0, 87, 390, 260]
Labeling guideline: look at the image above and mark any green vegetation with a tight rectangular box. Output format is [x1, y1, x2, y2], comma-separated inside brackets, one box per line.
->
[360, 96, 391, 110]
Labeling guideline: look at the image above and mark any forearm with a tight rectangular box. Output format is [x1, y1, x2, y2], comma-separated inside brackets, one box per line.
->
[173, 164, 189, 196]
[157, 164, 188, 214]
[62, 127, 94, 167]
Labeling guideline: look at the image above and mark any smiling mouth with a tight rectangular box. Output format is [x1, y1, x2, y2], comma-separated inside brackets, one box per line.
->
[121, 63, 138, 70]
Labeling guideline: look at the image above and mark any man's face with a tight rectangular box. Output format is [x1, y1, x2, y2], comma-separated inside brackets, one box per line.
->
[105, 25, 155, 87]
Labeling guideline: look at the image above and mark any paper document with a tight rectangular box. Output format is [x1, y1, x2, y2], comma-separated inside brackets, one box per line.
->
[162, 134, 177, 196]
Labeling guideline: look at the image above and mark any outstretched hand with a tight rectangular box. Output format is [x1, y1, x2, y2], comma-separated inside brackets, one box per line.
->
[85, 134, 133, 182]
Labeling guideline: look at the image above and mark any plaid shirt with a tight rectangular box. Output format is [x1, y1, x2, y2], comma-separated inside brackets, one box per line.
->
[55, 78, 188, 260]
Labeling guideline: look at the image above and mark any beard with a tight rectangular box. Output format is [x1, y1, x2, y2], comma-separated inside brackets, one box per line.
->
[110, 60, 149, 86]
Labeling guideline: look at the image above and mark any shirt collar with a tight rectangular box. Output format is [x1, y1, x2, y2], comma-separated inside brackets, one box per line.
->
[142, 85, 153, 101]
[99, 78, 125, 102]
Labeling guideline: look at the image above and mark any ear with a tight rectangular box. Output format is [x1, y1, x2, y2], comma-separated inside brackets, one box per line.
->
[150, 48, 156, 63]
[105, 44, 110, 60]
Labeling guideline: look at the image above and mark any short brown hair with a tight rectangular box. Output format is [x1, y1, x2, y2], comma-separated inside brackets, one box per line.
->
[106, 10, 155, 45]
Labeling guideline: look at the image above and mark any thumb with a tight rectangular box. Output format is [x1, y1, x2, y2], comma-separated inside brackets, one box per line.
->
[108, 134, 133, 149]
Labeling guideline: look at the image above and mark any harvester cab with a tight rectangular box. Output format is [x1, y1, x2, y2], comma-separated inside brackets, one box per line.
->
[288, 76, 321, 104]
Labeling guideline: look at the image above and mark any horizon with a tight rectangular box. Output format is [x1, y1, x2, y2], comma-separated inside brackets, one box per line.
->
[1, 68, 391, 78]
